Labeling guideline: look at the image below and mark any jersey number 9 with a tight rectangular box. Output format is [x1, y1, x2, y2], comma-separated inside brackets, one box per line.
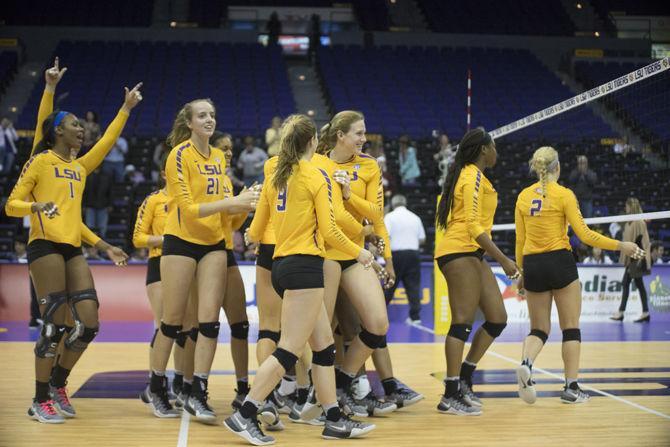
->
[530, 199, 542, 216]
[277, 188, 287, 212]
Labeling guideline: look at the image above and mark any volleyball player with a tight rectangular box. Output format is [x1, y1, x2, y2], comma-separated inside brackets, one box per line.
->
[147, 99, 259, 423]
[225, 114, 375, 445]
[514, 146, 643, 404]
[5, 58, 141, 423]
[434, 127, 518, 415]
[211, 131, 253, 409]
[315, 111, 397, 416]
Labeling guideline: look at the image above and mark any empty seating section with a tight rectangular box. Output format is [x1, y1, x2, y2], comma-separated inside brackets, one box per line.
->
[17, 41, 295, 137]
[318, 45, 611, 139]
[0, 51, 18, 97]
[416, 0, 574, 36]
[574, 60, 670, 144]
[4, 0, 153, 27]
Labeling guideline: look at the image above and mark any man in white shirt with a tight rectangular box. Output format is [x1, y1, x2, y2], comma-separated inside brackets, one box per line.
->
[383, 194, 426, 324]
[651, 241, 667, 265]
[0, 117, 19, 175]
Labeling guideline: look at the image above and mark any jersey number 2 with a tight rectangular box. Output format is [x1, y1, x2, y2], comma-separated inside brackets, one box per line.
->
[277, 189, 287, 211]
[530, 199, 542, 216]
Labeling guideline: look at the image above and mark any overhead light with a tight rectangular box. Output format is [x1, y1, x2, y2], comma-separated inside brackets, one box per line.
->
[10, 106, 17, 112]
[576, 3, 582, 9]
[299, 75, 306, 81]
[594, 31, 600, 37]
[307, 110, 315, 116]
[170, 21, 177, 27]
[30, 71, 37, 77]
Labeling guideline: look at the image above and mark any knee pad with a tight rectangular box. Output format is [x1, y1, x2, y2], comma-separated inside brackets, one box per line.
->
[65, 326, 99, 352]
[199, 321, 221, 339]
[68, 288, 99, 308]
[482, 321, 507, 338]
[312, 344, 336, 366]
[272, 348, 299, 371]
[189, 327, 199, 342]
[34, 324, 66, 358]
[160, 322, 182, 339]
[175, 330, 187, 348]
[562, 328, 581, 343]
[359, 328, 385, 349]
[448, 323, 472, 342]
[230, 321, 249, 340]
[258, 329, 280, 343]
[378, 335, 388, 348]
[529, 329, 549, 344]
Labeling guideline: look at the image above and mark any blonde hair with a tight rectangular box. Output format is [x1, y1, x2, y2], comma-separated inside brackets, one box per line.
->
[529, 146, 559, 198]
[316, 110, 364, 154]
[273, 114, 317, 191]
[626, 197, 643, 214]
[166, 99, 215, 148]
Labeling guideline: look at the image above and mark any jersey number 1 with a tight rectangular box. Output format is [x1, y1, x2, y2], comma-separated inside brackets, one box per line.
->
[530, 199, 542, 216]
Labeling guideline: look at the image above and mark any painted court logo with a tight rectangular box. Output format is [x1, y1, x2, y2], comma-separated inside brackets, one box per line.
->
[650, 276, 670, 312]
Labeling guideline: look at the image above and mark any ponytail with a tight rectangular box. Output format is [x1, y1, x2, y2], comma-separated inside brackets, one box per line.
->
[273, 114, 316, 191]
[436, 127, 492, 231]
[316, 110, 364, 155]
[166, 99, 215, 148]
[32, 111, 66, 155]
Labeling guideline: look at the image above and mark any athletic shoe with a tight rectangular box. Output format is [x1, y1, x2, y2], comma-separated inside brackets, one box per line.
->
[561, 384, 590, 404]
[140, 385, 180, 418]
[459, 380, 482, 408]
[516, 364, 537, 404]
[322, 414, 376, 440]
[351, 375, 371, 400]
[185, 393, 217, 423]
[337, 389, 368, 418]
[170, 378, 182, 400]
[224, 411, 275, 446]
[355, 392, 397, 416]
[49, 384, 76, 417]
[387, 385, 424, 409]
[175, 391, 187, 410]
[437, 393, 482, 416]
[289, 402, 325, 426]
[28, 399, 65, 424]
[232, 389, 247, 410]
[300, 387, 324, 421]
[258, 401, 284, 431]
[271, 389, 293, 414]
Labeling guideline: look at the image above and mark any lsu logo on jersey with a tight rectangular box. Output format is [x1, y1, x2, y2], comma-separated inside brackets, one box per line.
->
[54, 167, 82, 182]
[197, 164, 223, 176]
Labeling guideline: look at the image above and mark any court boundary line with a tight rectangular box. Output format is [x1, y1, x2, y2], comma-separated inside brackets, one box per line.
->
[177, 411, 190, 447]
[414, 322, 670, 420]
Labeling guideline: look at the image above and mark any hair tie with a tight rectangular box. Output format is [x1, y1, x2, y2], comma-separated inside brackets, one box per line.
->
[54, 111, 69, 127]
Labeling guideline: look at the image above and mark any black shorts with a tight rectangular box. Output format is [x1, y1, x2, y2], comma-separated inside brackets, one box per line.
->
[146, 256, 161, 285]
[227, 249, 238, 268]
[256, 244, 275, 270]
[435, 248, 485, 270]
[523, 249, 579, 293]
[162, 234, 226, 262]
[337, 259, 358, 272]
[271, 255, 324, 298]
[27, 239, 83, 264]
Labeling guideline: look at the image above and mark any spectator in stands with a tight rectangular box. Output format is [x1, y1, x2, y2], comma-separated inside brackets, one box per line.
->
[84, 167, 113, 238]
[237, 136, 267, 186]
[611, 197, 652, 323]
[102, 134, 129, 182]
[568, 155, 597, 218]
[383, 194, 426, 324]
[152, 140, 170, 182]
[265, 116, 282, 156]
[267, 11, 282, 46]
[13, 236, 27, 263]
[366, 139, 394, 200]
[82, 110, 101, 149]
[0, 116, 18, 175]
[434, 133, 455, 186]
[582, 247, 613, 264]
[398, 135, 420, 187]
[651, 241, 667, 264]
[124, 164, 145, 186]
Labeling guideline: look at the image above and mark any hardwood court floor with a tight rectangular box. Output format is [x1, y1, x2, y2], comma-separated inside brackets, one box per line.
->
[1, 341, 668, 447]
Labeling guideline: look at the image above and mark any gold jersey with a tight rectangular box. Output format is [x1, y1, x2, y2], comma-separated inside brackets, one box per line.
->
[133, 189, 169, 258]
